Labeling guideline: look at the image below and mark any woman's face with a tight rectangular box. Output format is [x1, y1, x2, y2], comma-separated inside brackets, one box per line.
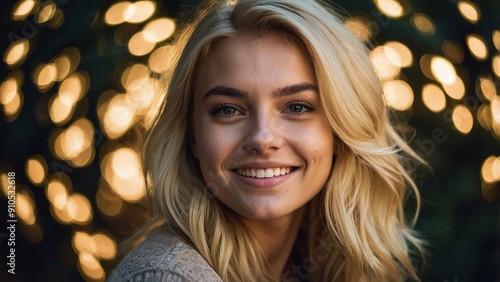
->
[191, 33, 335, 221]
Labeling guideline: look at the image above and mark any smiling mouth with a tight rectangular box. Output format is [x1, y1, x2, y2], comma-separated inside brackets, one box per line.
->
[234, 167, 295, 178]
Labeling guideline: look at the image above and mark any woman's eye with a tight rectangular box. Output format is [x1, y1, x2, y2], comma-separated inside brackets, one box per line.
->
[289, 104, 307, 113]
[221, 107, 238, 116]
[285, 102, 314, 114]
[210, 105, 242, 117]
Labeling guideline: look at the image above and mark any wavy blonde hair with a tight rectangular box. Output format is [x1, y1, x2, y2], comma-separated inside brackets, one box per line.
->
[142, 0, 425, 281]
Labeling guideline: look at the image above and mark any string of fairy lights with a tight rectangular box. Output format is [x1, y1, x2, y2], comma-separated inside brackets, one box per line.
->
[0, 0, 499, 281]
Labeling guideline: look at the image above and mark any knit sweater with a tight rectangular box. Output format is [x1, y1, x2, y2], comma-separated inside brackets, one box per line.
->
[108, 227, 223, 282]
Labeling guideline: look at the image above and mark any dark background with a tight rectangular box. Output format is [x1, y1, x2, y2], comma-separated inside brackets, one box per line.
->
[0, 0, 499, 281]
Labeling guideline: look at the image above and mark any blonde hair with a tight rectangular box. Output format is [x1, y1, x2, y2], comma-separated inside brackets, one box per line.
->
[142, 0, 425, 281]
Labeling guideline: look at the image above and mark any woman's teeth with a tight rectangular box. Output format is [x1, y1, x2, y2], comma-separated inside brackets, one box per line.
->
[236, 167, 291, 178]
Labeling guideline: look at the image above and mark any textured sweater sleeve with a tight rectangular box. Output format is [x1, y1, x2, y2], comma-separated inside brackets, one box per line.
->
[110, 269, 190, 282]
[108, 229, 222, 282]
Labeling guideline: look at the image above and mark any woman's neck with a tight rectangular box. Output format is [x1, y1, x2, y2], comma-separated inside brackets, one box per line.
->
[240, 206, 306, 280]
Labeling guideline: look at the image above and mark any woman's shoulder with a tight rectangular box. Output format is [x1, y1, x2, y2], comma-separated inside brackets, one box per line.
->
[108, 227, 222, 281]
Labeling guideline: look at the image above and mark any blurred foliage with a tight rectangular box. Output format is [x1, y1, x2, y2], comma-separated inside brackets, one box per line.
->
[0, 0, 499, 281]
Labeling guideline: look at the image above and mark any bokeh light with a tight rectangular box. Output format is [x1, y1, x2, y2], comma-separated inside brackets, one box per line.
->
[149, 45, 173, 73]
[457, 1, 481, 24]
[105, 2, 130, 25]
[491, 95, 500, 127]
[383, 80, 414, 111]
[493, 55, 500, 77]
[0, 78, 18, 102]
[121, 63, 149, 90]
[430, 56, 457, 85]
[370, 46, 401, 80]
[50, 118, 95, 167]
[477, 104, 492, 130]
[52, 47, 81, 81]
[35, 2, 57, 24]
[452, 105, 474, 134]
[481, 156, 498, 183]
[48, 71, 89, 126]
[127, 78, 156, 114]
[45, 173, 94, 225]
[66, 193, 93, 225]
[100, 94, 137, 139]
[422, 83, 446, 113]
[33, 63, 57, 92]
[128, 31, 156, 56]
[411, 13, 435, 36]
[25, 154, 48, 186]
[91, 232, 117, 260]
[493, 158, 500, 181]
[479, 77, 496, 102]
[143, 17, 176, 43]
[384, 41, 413, 68]
[17, 191, 37, 226]
[442, 76, 465, 100]
[59, 72, 89, 103]
[493, 30, 500, 51]
[61, 126, 86, 159]
[46, 173, 71, 203]
[466, 34, 489, 61]
[72, 231, 94, 254]
[78, 252, 105, 281]
[442, 40, 465, 64]
[419, 54, 434, 81]
[49, 94, 75, 125]
[101, 147, 146, 203]
[3, 38, 29, 67]
[124, 1, 156, 23]
[11, 0, 38, 21]
[0, 77, 24, 122]
[0, 172, 9, 197]
[46, 7, 64, 29]
[373, 0, 410, 19]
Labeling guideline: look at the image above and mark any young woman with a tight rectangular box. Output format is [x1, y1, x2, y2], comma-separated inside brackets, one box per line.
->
[109, 0, 425, 281]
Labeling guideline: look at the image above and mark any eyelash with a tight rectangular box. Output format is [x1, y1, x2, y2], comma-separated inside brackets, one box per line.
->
[209, 103, 241, 117]
[284, 100, 315, 115]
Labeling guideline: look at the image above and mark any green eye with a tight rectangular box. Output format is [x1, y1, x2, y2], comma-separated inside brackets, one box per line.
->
[210, 104, 242, 118]
[222, 107, 237, 115]
[289, 104, 306, 113]
[284, 101, 315, 115]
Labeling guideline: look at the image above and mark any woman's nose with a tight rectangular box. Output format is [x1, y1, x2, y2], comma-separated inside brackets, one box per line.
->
[242, 113, 284, 153]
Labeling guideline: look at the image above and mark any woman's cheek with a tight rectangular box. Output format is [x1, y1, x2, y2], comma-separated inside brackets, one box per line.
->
[197, 124, 238, 165]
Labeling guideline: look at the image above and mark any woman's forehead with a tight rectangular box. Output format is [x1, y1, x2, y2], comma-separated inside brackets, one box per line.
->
[206, 31, 304, 58]
[193, 33, 315, 93]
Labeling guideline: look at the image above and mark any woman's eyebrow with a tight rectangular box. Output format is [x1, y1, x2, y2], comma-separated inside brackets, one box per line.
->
[273, 82, 318, 98]
[202, 86, 248, 100]
[202, 82, 318, 100]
